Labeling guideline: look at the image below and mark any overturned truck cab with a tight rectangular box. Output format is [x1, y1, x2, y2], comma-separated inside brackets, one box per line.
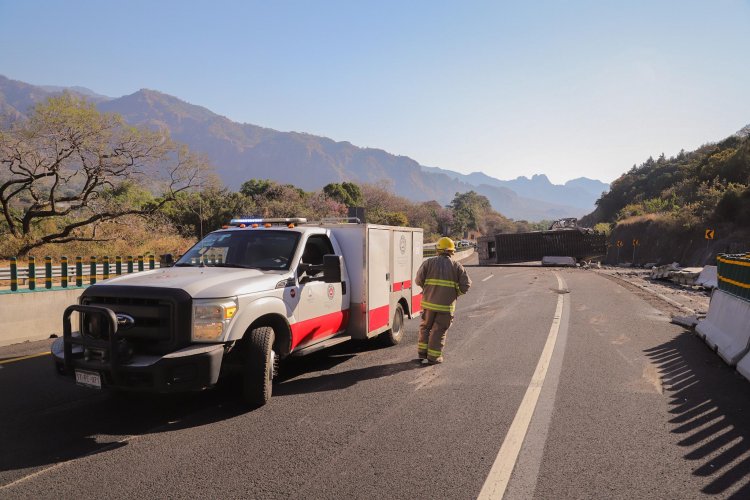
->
[477, 218, 606, 265]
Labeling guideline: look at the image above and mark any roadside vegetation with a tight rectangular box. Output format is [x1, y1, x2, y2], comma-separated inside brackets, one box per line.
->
[1, 95, 535, 260]
[582, 131, 750, 263]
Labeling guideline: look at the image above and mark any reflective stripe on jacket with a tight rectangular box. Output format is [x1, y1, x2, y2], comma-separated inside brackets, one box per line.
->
[415, 254, 471, 314]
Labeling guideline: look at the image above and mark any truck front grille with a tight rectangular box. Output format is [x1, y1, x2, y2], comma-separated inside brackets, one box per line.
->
[80, 286, 192, 355]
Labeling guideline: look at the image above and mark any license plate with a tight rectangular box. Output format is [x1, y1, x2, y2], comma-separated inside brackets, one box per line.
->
[75, 369, 102, 389]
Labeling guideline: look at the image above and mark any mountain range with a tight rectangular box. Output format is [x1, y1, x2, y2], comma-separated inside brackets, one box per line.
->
[0, 75, 609, 221]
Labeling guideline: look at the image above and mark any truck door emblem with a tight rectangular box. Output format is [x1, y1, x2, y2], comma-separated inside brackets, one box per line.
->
[116, 314, 135, 329]
[327, 284, 335, 300]
[399, 235, 407, 254]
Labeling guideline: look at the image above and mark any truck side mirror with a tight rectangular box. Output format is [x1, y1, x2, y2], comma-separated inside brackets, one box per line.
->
[160, 253, 175, 268]
[322, 254, 343, 283]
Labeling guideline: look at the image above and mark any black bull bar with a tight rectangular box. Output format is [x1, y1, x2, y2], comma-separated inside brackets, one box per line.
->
[62, 304, 124, 382]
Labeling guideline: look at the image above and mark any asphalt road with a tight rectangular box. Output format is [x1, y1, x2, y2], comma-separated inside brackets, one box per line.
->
[2, 256, 750, 499]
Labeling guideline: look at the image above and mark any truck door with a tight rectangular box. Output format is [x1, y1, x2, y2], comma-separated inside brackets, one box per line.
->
[367, 228, 391, 334]
[293, 234, 349, 349]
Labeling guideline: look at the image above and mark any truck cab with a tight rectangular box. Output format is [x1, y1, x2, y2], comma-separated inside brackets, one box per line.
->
[52, 218, 423, 407]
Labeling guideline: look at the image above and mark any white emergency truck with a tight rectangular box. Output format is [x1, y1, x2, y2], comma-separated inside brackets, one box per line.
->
[51, 218, 424, 407]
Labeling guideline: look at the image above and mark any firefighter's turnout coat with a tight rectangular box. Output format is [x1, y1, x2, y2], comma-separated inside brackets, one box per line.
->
[415, 254, 472, 314]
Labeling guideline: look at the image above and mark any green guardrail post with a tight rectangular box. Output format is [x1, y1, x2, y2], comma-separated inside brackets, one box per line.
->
[138, 255, 144, 272]
[115, 256, 122, 275]
[76, 256, 83, 287]
[127, 255, 133, 274]
[45, 256, 52, 289]
[61, 256, 68, 288]
[28, 256, 36, 290]
[103, 256, 110, 280]
[148, 254, 155, 270]
[10, 257, 18, 292]
[90, 256, 97, 285]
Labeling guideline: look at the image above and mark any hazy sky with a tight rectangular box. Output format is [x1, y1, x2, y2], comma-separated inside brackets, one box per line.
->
[2, 0, 749, 184]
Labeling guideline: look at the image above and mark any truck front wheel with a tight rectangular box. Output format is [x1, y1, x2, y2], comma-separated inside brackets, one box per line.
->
[380, 303, 404, 346]
[242, 326, 276, 407]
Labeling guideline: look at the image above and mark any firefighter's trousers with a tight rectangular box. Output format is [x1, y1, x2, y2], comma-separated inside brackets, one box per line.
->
[417, 309, 454, 363]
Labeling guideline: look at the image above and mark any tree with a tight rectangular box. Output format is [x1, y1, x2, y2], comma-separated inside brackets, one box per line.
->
[323, 181, 363, 206]
[0, 94, 210, 255]
[164, 183, 255, 239]
[240, 179, 275, 198]
[449, 191, 492, 237]
[360, 182, 409, 226]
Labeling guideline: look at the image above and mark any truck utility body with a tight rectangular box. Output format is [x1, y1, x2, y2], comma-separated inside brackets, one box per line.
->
[52, 218, 424, 406]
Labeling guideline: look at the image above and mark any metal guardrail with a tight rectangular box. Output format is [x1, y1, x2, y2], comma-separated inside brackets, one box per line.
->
[0, 255, 159, 292]
[717, 254, 750, 301]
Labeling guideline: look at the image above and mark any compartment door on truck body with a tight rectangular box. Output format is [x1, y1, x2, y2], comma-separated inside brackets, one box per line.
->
[367, 227, 391, 336]
[391, 230, 413, 313]
[412, 230, 423, 315]
[292, 233, 349, 350]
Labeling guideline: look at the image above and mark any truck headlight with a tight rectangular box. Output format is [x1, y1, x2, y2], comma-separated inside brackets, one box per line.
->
[192, 298, 238, 342]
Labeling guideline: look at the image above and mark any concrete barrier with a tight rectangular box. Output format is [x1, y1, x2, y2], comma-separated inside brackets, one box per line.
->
[0, 288, 84, 347]
[542, 256, 576, 266]
[453, 248, 475, 262]
[696, 289, 750, 365]
[696, 265, 717, 289]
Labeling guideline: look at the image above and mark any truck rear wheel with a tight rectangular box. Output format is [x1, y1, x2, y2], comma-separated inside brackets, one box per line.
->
[242, 326, 276, 407]
[380, 303, 404, 346]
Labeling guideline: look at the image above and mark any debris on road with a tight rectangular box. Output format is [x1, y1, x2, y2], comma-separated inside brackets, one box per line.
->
[670, 315, 702, 329]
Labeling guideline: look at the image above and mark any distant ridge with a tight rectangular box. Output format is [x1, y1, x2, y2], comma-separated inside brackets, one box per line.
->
[421, 166, 609, 211]
[1, 75, 607, 220]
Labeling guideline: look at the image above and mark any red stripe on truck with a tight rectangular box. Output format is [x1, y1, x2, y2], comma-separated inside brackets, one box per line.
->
[368, 304, 390, 332]
[391, 281, 412, 292]
[291, 310, 350, 349]
[412, 293, 422, 313]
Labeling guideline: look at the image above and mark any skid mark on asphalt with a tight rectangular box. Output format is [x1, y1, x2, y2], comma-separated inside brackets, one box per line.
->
[611, 334, 630, 345]
[642, 363, 664, 394]
[409, 366, 440, 391]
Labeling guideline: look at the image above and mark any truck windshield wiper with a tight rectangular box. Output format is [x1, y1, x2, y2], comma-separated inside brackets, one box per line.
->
[211, 263, 255, 269]
[174, 263, 196, 267]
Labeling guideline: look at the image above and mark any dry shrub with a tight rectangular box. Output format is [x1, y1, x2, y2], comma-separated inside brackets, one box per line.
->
[0, 215, 196, 263]
[617, 213, 661, 226]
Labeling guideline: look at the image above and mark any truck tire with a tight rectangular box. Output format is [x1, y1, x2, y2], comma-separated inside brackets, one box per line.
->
[242, 326, 276, 407]
[380, 303, 404, 346]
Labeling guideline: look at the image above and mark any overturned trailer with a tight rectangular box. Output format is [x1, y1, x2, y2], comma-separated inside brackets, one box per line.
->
[477, 219, 606, 265]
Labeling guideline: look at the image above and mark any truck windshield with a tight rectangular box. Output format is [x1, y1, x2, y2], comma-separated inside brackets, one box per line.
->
[175, 230, 300, 270]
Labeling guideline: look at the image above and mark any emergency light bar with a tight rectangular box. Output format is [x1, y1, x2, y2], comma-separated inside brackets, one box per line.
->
[229, 217, 307, 226]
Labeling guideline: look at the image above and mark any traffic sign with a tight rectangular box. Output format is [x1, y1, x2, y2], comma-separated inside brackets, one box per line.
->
[616, 240, 623, 248]
[632, 239, 639, 246]
[705, 229, 715, 240]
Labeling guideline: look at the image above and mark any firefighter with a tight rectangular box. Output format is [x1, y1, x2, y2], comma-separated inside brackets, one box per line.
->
[415, 236, 471, 364]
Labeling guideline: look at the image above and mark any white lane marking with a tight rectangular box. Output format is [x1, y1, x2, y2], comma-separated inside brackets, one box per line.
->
[0, 433, 142, 492]
[477, 272, 567, 500]
[482, 274, 495, 282]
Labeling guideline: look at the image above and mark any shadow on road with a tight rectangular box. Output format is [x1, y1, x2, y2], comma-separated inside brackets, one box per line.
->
[645, 332, 750, 498]
[0, 337, 390, 482]
[275, 360, 422, 396]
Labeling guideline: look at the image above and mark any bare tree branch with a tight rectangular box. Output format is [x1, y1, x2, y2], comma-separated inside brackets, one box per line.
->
[1, 93, 210, 256]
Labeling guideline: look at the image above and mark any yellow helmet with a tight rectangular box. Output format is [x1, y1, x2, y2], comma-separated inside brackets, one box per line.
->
[436, 237, 455, 252]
